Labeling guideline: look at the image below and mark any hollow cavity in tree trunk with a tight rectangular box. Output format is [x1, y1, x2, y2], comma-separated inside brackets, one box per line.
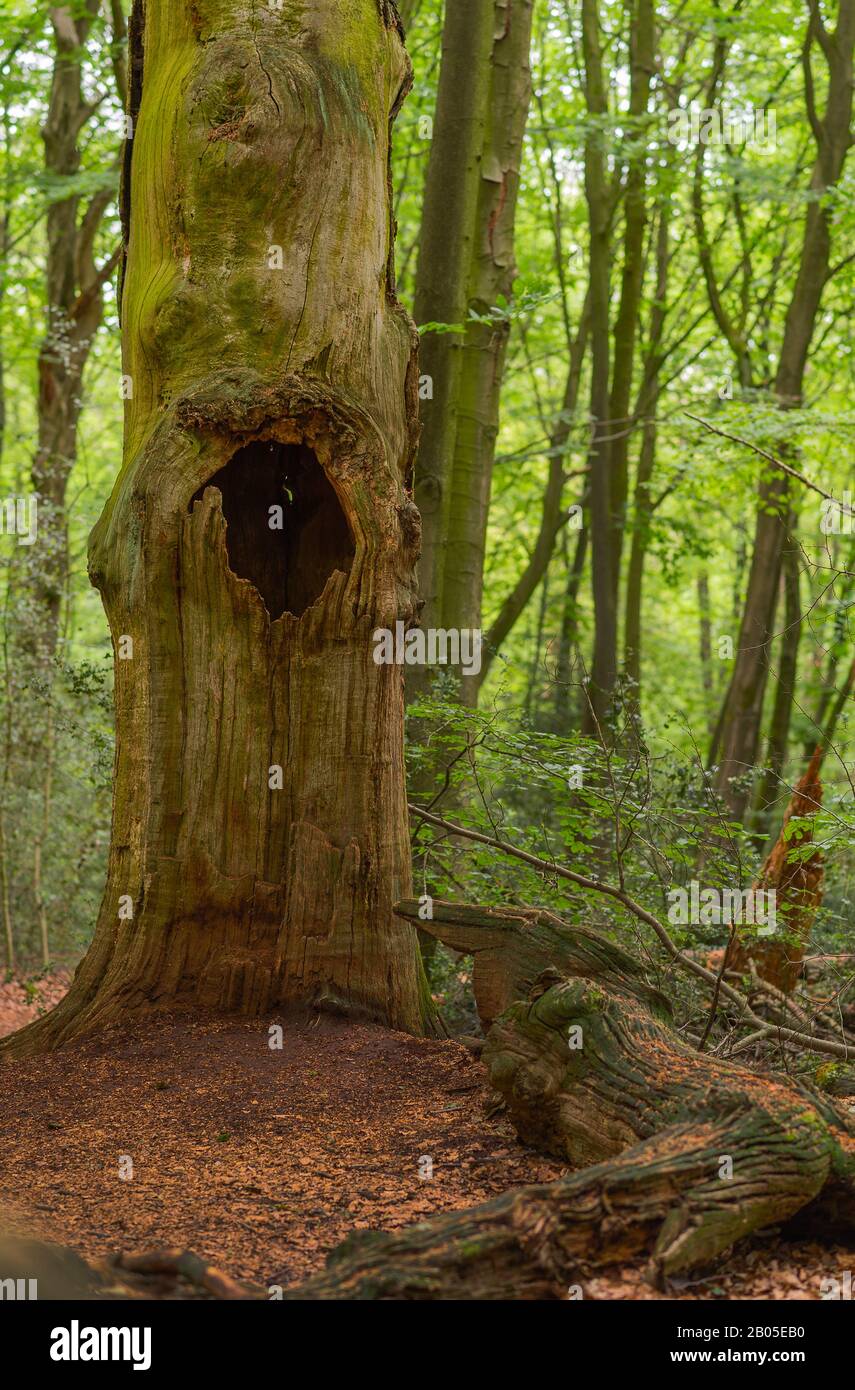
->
[191, 441, 355, 621]
[0, 0, 431, 1055]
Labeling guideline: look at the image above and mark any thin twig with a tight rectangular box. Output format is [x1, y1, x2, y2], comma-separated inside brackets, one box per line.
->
[408, 802, 852, 1061]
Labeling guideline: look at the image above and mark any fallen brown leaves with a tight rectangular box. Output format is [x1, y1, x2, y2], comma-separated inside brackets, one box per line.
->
[0, 998, 851, 1299]
[0, 969, 71, 1039]
[0, 1009, 561, 1289]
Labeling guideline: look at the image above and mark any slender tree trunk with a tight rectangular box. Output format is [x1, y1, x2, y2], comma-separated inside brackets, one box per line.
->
[713, 0, 855, 818]
[0, 151, 13, 969]
[751, 529, 802, 834]
[522, 571, 550, 721]
[0, 91, 10, 468]
[410, 0, 494, 667]
[622, 413, 655, 711]
[697, 572, 714, 734]
[442, 0, 535, 706]
[808, 593, 848, 751]
[24, 2, 119, 672]
[607, 0, 655, 602]
[3, 0, 431, 1056]
[554, 520, 589, 732]
[397, 0, 421, 32]
[820, 653, 855, 752]
[622, 197, 670, 717]
[33, 699, 56, 968]
[479, 300, 589, 691]
[580, 0, 616, 734]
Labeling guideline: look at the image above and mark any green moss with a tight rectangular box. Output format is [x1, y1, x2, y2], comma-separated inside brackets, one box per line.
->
[322, 0, 387, 92]
[815, 1062, 841, 1090]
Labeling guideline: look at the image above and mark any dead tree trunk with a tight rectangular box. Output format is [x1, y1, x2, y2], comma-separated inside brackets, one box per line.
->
[395, 897, 672, 1028]
[2, 0, 431, 1057]
[726, 747, 824, 992]
[283, 903, 855, 1297]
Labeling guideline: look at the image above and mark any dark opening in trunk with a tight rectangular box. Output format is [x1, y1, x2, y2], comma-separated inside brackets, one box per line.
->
[192, 440, 354, 619]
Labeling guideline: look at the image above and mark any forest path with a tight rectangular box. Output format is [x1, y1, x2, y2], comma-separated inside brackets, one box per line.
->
[0, 998, 850, 1298]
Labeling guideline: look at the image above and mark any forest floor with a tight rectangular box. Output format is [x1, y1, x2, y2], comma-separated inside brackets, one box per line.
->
[0, 973, 852, 1300]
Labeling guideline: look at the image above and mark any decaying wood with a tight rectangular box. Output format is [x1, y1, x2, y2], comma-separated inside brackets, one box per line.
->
[2, 0, 432, 1058]
[727, 747, 825, 992]
[286, 920, 855, 1298]
[394, 897, 672, 1029]
[402, 817, 851, 1058]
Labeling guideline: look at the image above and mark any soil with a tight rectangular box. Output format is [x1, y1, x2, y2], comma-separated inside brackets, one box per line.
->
[0, 976, 852, 1299]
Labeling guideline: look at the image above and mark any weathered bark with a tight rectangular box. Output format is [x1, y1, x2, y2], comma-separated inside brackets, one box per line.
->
[395, 897, 672, 1029]
[288, 929, 855, 1297]
[727, 747, 824, 993]
[2, 0, 432, 1057]
[441, 0, 535, 705]
[288, 1112, 847, 1298]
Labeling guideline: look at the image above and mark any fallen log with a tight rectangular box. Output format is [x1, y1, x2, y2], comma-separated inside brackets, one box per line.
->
[394, 897, 671, 1028]
[286, 914, 855, 1298]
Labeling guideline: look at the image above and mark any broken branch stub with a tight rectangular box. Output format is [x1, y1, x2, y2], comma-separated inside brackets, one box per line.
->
[394, 897, 672, 1028]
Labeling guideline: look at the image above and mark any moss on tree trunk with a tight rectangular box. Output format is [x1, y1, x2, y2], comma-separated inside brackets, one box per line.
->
[3, 0, 432, 1057]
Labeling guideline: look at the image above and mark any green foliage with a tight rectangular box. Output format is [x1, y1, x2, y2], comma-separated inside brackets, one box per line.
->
[0, 0, 852, 1021]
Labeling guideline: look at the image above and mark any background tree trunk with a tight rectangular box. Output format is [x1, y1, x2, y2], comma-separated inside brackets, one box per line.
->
[24, 1, 121, 671]
[606, 0, 655, 606]
[713, 0, 855, 819]
[3, 0, 431, 1056]
[441, 0, 535, 706]
[751, 528, 802, 837]
[580, 0, 617, 734]
[622, 188, 675, 724]
[410, 0, 495, 672]
[478, 299, 589, 694]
